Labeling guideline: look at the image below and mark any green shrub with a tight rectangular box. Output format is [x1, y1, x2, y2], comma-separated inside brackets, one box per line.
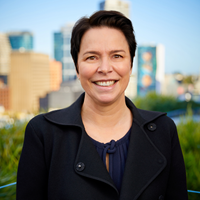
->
[133, 91, 200, 112]
[0, 121, 27, 200]
[177, 114, 200, 200]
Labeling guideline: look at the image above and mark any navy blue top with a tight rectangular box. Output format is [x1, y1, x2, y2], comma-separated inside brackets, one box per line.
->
[90, 128, 131, 191]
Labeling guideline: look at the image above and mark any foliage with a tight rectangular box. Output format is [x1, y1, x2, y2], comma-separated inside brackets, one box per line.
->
[177, 111, 200, 200]
[133, 91, 200, 112]
[0, 121, 27, 200]
[183, 76, 193, 84]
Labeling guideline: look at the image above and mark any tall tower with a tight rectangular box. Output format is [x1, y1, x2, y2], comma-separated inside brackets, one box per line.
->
[0, 33, 11, 84]
[99, 0, 130, 18]
[54, 23, 76, 82]
[137, 44, 165, 96]
[7, 31, 33, 51]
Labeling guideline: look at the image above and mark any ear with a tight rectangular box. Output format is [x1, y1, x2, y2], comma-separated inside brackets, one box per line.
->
[129, 56, 134, 75]
[76, 64, 80, 79]
[129, 68, 132, 76]
[76, 72, 80, 80]
[76, 70, 80, 80]
[129, 61, 132, 75]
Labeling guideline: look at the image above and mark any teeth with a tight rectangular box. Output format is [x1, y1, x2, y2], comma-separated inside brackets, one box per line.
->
[95, 81, 115, 86]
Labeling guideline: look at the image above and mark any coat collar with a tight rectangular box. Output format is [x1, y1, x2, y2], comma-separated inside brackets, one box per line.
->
[44, 93, 167, 198]
[44, 92, 84, 127]
[44, 92, 166, 128]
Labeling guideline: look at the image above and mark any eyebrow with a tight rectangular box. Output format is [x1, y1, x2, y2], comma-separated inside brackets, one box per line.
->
[83, 51, 99, 56]
[83, 49, 126, 56]
[110, 50, 126, 54]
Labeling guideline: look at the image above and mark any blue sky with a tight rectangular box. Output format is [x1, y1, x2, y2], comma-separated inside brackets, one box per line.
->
[0, 0, 199, 75]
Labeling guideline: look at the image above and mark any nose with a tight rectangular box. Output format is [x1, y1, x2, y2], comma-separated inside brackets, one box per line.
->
[97, 57, 113, 74]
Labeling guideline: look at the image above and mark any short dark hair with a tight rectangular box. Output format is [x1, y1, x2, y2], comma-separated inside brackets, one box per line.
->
[71, 10, 137, 73]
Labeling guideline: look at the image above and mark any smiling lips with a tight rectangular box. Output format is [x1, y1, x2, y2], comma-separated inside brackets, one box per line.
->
[94, 80, 116, 87]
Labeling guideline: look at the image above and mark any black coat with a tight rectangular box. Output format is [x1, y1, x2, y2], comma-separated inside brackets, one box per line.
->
[17, 93, 188, 200]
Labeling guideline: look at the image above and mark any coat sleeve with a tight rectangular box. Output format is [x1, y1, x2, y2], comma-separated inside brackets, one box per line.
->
[16, 120, 48, 200]
[165, 120, 188, 199]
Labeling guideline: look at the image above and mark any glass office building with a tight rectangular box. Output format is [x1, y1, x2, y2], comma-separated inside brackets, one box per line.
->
[7, 32, 33, 50]
[54, 24, 77, 82]
[99, 1, 105, 10]
[54, 32, 63, 64]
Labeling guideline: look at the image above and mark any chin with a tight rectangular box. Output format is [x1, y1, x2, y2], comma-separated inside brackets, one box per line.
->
[94, 93, 124, 105]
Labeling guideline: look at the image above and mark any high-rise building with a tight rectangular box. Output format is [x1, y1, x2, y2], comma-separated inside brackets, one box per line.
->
[54, 32, 63, 65]
[7, 31, 33, 51]
[0, 79, 9, 110]
[0, 33, 11, 80]
[99, 0, 130, 18]
[54, 23, 77, 82]
[49, 60, 62, 91]
[137, 44, 165, 96]
[9, 52, 50, 112]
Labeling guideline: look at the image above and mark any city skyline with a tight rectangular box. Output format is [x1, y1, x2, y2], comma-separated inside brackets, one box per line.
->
[0, 0, 199, 75]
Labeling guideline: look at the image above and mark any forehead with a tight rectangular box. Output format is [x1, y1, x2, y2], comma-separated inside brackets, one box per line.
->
[82, 26, 125, 40]
[79, 27, 128, 51]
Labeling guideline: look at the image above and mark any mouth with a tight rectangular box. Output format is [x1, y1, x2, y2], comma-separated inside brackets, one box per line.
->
[94, 80, 116, 87]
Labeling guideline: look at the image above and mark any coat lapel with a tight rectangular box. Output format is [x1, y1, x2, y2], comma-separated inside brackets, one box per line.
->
[74, 128, 119, 194]
[120, 99, 167, 199]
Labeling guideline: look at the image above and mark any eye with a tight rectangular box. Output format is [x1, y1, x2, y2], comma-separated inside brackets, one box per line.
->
[87, 56, 96, 60]
[113, 54, 122, 58]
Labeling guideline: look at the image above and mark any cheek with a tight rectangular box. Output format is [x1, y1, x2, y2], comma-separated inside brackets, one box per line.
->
[117, 63, 132, 77]
[78, 64, 97, 80]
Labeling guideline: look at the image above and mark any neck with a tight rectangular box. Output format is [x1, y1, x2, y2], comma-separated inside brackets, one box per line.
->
[81, 93, 129, 128]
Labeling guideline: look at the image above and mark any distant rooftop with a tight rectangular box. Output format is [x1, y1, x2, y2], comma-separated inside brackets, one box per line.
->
[6, 31, 33, 36]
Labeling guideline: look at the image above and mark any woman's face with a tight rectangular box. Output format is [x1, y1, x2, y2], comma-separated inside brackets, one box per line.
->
[77, 27, 132, 105]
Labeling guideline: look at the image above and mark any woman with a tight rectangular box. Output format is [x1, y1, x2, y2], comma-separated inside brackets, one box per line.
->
[17, 11, 188, 200]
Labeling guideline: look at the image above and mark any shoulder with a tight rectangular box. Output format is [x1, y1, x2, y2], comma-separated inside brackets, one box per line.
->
[139, 109, 178, 144]
[138, 108, 175, 127]
[26, 113, 46, 133]
[125, 96, 176, 130]
[28, 93, 85, 127]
